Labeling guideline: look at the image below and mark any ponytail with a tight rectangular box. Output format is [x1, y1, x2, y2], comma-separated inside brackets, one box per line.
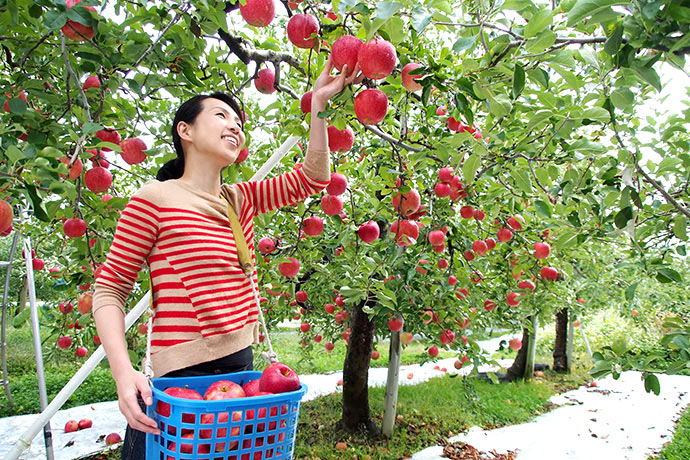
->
[156, 156, 185, 181]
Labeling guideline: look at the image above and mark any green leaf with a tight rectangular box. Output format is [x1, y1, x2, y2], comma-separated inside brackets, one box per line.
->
[375, 2, 403, 20]
[512, 63, 525, 99]
[656, 268, 682, 283]
[5, 145, 26, 163]
[632, 65, 661, 92]
[604, 24, 623, 55]
[525, 29, 556, 53]
[524, 9, 553, 38]
[567, 0, 621, 26]
[668, 4, 690, 22]
[82, 122, 102, 136]
[511, 169, 532, 194]
[614, 206, 633, 229]
[581, 107, 610, 123]
[673, 216, 688, 241]
[610, 87, 634, 109]
[534, 199, 552, 218]
[555, 228, 578, 250]
[644, 373, 660, 395]
[625, 283, 638, 302]
[13, 307, 31, 328]
[7, 98, 27, 114]
[611, 337, 627, 355]
[24, 185, 50, 222]
[462, 153, 481, 183]
[44, 10, 67, 30]
[453, 36, 476, 53]
[527, 110, 552, 131]
[411, 6, 432, 32]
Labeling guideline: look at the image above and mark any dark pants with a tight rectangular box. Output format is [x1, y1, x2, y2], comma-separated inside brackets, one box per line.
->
[121, 346, 254, 460]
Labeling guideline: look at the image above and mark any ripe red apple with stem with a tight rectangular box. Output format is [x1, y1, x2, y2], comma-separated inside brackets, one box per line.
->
[235, 147, 249, 163]
[243, 379, 261, 397]
[59, 302, 73, 314]
[62, 0, 97, 41]
[63, 218, 86, 238]
[428, 346, 439, 357]
[507, 215, 525, 231]
[300, 91, 312, 114]
[83, 75, 100, 90]
[321, 194, 343, 215]
[76, 346, 87, 357]
[32, 258, 45, 271]
[392, 189, 421, 216]
[541, 266, 558, 281]
[65, 420, 79, 433]
[438, 167, 453, 182]
[401, 62, 424, 91]
[484, 300, 496, 311]
[278, 257, 300, 277]
[84, 166, 112, 193]
[358, 220, 380, 243]
[518, 280, 535, 291]
[254, 68, 276, 94]
[357, 38, 396, 79]
[391, 219, 419, 246]
[295, 290, 307, 303]
[440, 329, 455, 345]
[434, 182, 451, 197]
[303, 216, 324, 236]
[472, 240, 488, 256]
[331, 35, 362, 76]
[287, 13, 319, 49]
[497, 228, 513, 242]
[78, 418, 92, 429]
[326, 172, 347, 195]
[485, 237, 497, 250]
[327, 125, 354, 152]
[239, 0, 276, 27]
[533, 242, 551, 259]
[119, 138, 147, 165]
[94, 128, 121, 150]
[258, 237, 275, 254]
[354, 88, 388, 125]
[204, 380, 246, 400]
[259, 362, 300, 393]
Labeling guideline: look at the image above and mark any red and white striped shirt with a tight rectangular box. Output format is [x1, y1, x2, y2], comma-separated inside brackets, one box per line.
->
[93, 167, 329, 377]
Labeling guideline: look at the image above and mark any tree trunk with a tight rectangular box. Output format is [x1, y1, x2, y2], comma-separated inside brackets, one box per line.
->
[553, 308, 569, 372]
[507, 327, 530, 381]
[340, 297, 380, 436]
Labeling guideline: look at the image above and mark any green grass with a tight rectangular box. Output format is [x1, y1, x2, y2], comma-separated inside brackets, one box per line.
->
[294, 368, 589, 460]
[650, 405, 690, 460]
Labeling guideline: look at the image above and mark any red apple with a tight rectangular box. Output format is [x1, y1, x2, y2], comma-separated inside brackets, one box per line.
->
[258, 237, 275, 254]
[401, 62, 424, 91]
[354, 88, 388, 125]
[497, 228, 513, 242]
[204, 379, 246, 400]
[303, 216, 324, 236]
[463, 250, 475, 261]
[32, 258, 45, 271]
[259, 362, 300, 393]
[474, 209, 485, 220]
[76, 346, 87, 357]
[485, 237, 497, 250]
[391, 219, 419, 246]
[388, 317, 403, 332]
[392, 189, 421, 216]
[295, 290, 308, 303]
[300, 322, 310, 333]
[358, 220, 380, 243]
[326, 172, 348, 195]
[83, 75, 100, 90]
[331, 35, 362, 76]
[57, 336, 72, 349]
[440, 329, 455, 345]
[371, 350, 380, 360]
[314, 334, 322, 343]
[459, 206, 474, 219]
[472, 240, 488, 256]
[438, 167, 453, 182]
[506, 292, 521, 307]
[541, 266, 558, 281]
[324, 341, 335, 353]
[59, 156, 83, 180]
[59, 302, 73, 314]
[448, 117, 461, 132]
[239, 0, 276, 27]
[88, 149, 110, 169]
[357, 38, 396, 80]
[62, 0, 96, 42]
[278, 257, 300, 277]
[94, 128, 121, 150]
[235, 147, 249, 163]
[436, 106, 447, 116]
[0, 200, 13, 234]
[119, 137, 147, 165]
[78, 292, 93, 314]
[287, 13, 319, 49]
[321, 194, 343, 215]
[325, 303, 336, 314]
[533, 242, 551, 259]
[300, 90, 313, 114]
[448, 275, 457, 285]
[400, 331, 413, 344]
[518, 280, 535, 291]
[427, 230, 445, 246]
[84, 166, 112, 193]
[509, 337, 522, 351]
[507, 215, 524, 231]
[484, 300, 496, 311]
[78, 418, 92, 429]
[428, 346, 439, 357]
[62, 218, 86, 238]
[327, 125, 354, 152]
[243, 379, 261, 396]
[65, 420, 79, 433]
[434, 182, 451, 197]
[254, 68, 276, 94]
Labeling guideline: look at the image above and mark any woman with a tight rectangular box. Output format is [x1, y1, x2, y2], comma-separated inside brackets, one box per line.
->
[92, 57, 362, 459]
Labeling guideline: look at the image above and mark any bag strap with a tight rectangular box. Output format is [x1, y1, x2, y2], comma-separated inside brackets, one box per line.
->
[224, 199, 278, 364]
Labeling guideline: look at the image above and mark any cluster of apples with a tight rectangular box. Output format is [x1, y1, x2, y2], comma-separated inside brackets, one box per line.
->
[156, 363, 300, 457]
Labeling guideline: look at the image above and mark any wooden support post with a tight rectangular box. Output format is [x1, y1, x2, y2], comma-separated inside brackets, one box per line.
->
[382, 329, 401, 438]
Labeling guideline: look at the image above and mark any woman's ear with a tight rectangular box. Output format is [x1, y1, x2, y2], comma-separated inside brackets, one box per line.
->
[177, 121, 192, 142]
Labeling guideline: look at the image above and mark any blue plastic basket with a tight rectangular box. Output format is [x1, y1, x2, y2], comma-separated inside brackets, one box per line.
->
[146, 371, 307, 460]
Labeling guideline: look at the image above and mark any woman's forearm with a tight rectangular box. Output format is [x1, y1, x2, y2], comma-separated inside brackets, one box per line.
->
[93, 305, 135, 381]
[303, 95, 331, 182]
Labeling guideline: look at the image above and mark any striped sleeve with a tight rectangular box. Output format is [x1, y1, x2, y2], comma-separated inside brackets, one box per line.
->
[93, 183, 160, 316]
[237, 167, 330, 219]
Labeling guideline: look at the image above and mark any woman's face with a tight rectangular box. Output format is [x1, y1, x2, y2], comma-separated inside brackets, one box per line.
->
[181, 97, 246, 166]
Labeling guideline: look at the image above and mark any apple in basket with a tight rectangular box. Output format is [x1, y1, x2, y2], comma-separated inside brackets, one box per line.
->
[259, 363, 300, 393]
[156, 386, 203, 432]
[242, 379, 261, 397]
[199, 410, 242, 452]
[167, 432, 210, 460]
[204, 380, 246, 400]
[245, 392, 287, 435]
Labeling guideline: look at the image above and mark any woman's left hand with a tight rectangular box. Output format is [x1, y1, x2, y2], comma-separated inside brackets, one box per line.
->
[311, 55, 364, 107]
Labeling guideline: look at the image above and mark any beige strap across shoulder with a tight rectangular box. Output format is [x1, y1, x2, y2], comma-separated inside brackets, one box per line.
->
[224, 199, 254, 275]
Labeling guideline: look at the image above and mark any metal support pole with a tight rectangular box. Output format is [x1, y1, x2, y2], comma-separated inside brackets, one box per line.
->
[566, 318, 575, 372]
[23, 236, 54, 460]
[524, 314, 538, 380]
[382, 329, 401, 438]
[1, 230, 20, 408]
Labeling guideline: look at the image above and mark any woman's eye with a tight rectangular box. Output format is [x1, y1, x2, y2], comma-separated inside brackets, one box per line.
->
[216, 112, 225, 118]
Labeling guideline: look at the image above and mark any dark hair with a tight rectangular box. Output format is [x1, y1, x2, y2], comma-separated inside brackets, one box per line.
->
[156, 92, 244, 181]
